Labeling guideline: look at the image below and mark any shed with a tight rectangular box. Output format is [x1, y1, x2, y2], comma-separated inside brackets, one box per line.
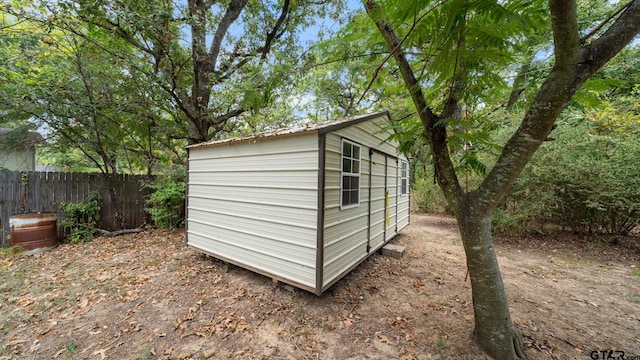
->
[0, 128, 44, 171]
[186, 111, 410, 295]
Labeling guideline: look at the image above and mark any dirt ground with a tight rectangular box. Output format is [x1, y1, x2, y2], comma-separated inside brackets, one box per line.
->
[1, 213, 639, 360]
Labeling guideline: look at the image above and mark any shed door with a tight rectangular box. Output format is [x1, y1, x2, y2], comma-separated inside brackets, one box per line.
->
[369, 152, 393, 251]
[386, 159, 398, 240]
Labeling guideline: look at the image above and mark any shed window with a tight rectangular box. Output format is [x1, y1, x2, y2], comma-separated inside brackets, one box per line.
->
[341, 140, 360, 208]
[400, 160, 409, 195]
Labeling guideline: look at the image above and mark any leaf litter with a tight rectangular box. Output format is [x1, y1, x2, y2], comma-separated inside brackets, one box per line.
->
[1, 216, 639, 359]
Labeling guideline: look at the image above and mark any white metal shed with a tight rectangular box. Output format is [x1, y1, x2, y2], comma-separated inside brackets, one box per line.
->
[186, 111, 410, 295]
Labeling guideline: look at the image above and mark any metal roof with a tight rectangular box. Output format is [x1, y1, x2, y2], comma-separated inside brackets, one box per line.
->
[187, 110, 390, 149]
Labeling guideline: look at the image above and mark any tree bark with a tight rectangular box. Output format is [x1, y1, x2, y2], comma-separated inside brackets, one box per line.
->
[186, 0, 248, 144]
[457, 199, 525, 359]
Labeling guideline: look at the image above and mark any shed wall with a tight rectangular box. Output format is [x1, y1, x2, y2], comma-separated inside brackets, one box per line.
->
[386, 159, 398, 241]
[0, 149, 35, 171]
[187, 133, 319, 290]
[369, 152, 387, 250]
[322, 118, 409, 288]
[397, 161, 410, 229]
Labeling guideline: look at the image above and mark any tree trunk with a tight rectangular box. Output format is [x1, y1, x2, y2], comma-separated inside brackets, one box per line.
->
[457, 204, 525, 359]
[106, 173, 123, 230]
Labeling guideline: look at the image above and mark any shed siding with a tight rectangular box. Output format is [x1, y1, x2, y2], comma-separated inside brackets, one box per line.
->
[186, 112, 410, 294]
[0, 149, 35, 171]
[397, 161, 410, 229]
[386, 159, 398, 241]
[187, 133, 319, 289]
[369, 152, 386, 250]
[322, 118, 405, 287]
[322, 133, 369, 283]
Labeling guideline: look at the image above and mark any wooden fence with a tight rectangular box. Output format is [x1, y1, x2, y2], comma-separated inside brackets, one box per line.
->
[0, 171, 151, 247]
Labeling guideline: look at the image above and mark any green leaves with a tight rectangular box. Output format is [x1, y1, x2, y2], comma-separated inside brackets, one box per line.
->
[61, 193, 102, 243]
[497, 114, 640, 235]
[375, 0, 548, 109]
[145, 178, 186, 229]
[1, 1, 191, 174]
[4, 0, 347, 170]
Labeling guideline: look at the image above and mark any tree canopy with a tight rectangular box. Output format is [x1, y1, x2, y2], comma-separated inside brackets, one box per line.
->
[1, 0, 347, 174]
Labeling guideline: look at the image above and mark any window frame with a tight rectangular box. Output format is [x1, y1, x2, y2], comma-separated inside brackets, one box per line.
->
[340, 139, 361, 210]
[400, 160, 409, 196]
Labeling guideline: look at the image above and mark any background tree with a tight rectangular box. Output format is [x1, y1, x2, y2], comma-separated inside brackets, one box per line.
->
[296, 13, 413, 121]
[363, 0, 640, 358]
[0, 17, 45, 135]
[2, 4, 186, 174]
[13, 0, 345, 144]
[495, 45, 640, 237]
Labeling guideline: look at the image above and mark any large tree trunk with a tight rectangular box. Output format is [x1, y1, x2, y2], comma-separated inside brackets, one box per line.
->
[457, 204, 525, 359]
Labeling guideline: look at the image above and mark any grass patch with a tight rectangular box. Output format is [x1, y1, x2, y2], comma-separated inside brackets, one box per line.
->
[140, 348, 153, 359]
[631, 267, 640, 277]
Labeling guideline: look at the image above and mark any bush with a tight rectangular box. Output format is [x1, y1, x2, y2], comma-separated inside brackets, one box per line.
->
[146, 178, 186, 228]
[412, 176, 452, 214]
[409, 160, 456, 215]
[60, 193, 102, 243]
[496, 120, 640, 236]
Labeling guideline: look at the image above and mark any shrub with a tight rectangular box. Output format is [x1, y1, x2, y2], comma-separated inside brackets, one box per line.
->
[409, 160, 456, 215]
[496, 119, 640, 236]
[60, 193, 102, 243]
[412, 176, 452, 214]
[146, 178, 186, 228]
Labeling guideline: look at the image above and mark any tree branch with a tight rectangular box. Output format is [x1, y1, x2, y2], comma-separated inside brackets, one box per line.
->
[357, 2, 443, 106]
[216, 54, 254, 83]
[578, 0, 640, 81]
[46, 17, 193, 123]
[207, 0, 248, 72]
[79, 224, 144, 237]
[505, 52, 535, 110]
[580, 0, 634, 45]
[477, 0, 640, 212]
[364, 1, 463, 210]
[260, 0, 291, 60]
[214, 0, 292, 81]
[549, 0, 580, 68]
[0, 18, 28, 30]
[212, 108, 245, 135]
[47, 120, 107, 174]
[306, 51, 400, 69]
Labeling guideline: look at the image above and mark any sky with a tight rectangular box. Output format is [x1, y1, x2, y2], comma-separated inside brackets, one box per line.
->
[297, 0, 363, 46]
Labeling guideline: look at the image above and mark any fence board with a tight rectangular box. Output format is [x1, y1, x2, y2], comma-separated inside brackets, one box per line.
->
[1, 170, 151, 247]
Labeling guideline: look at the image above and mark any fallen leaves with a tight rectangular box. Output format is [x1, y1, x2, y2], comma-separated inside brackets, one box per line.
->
[376, 332, 393, 345]
[2, 223, 640, 360]
[203, 348, 216, 358]
[78, 297, 89, 308]
[36, 320, 57, 338]
[8, 338, 26, 346]
[124, 321, 142, 333]
[52, 348, 66, 358]
[199, 310, 253, 337]
[92, 348, 108, 359]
